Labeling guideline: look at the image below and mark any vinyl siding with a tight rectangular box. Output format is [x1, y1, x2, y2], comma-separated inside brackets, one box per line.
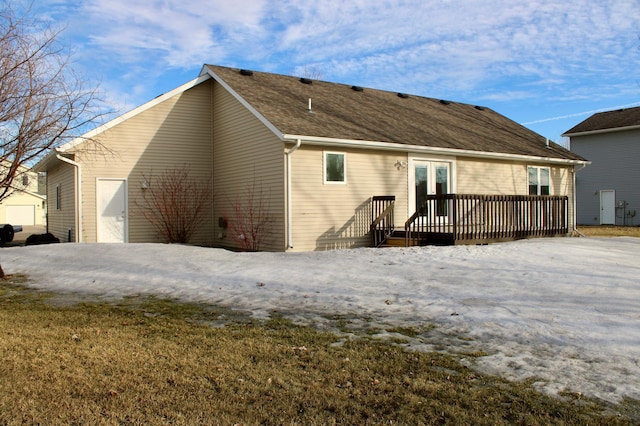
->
[456, 158, 525, 194]
[45, 161, 76, 242]
[290, 146, 407, 251]
[211, 82, 286, 251]
[456, 158, 574, 196]
[69, 81, 215, 244]
[570, 129, 640, 225]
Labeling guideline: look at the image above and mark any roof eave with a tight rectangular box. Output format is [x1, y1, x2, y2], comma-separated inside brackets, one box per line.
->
[283, 134, 588, 165]
[32, 149, 79, 172]
[15, 189, 46, 200]
[32, 150, 59, 172]
[563, 123, 640, 138]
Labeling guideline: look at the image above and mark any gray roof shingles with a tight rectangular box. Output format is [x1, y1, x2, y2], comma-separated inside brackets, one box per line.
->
[207, 65, 585, 162]
[563, 106, 640, 135]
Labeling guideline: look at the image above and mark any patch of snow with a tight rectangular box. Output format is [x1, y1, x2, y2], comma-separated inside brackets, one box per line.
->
[3, 237, 639, 403]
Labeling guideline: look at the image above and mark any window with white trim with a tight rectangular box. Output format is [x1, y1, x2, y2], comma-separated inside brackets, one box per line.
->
[528, 166, 550, 195]
[324, 152, 346, 184]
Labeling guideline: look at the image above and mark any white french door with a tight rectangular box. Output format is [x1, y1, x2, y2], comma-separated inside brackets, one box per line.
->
[409, 160, 451, 220]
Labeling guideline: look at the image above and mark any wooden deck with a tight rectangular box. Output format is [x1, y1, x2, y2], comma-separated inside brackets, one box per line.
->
[372, 194, 569, 247]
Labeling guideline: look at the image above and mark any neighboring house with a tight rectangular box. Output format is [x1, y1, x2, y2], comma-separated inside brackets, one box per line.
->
[0, 163, 46, 226]
[563, 106, 640, 226]
[35, 65, 587, 250]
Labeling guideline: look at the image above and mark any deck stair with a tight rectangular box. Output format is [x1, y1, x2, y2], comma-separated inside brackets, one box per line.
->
[378, 230, 409, 247]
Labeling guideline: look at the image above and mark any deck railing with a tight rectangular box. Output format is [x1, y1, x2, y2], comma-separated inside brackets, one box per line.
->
[405, 194, 569, 246]
[370, 196, 395, 247]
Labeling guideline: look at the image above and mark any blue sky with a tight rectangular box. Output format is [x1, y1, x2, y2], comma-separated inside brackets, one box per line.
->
[31, 0, 640, 145]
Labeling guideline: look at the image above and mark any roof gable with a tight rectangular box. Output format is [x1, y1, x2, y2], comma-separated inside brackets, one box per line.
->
[205, 65, 584, 162]
[34, 75, 211, 172]
[60, 75, 211, 153]
[563, 106, 640, 136]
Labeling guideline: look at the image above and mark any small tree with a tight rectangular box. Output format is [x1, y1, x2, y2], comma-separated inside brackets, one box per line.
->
[0, 2, 103, 278]
[137, 167, 212, 244]
[1, 3, 103, 199]
[225, 181, 271, 251]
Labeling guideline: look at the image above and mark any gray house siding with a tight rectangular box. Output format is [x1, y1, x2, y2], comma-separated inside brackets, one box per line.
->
[571, 129, 639, 225]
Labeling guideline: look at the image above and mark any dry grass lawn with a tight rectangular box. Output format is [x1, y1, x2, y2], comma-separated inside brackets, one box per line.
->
[577, 226, 640, 238]
[0, 276, 637, 425]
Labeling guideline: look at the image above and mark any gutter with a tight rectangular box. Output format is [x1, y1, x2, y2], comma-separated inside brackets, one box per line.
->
[283, 134, 588, 166]
[285, 139, 302, 249]
[55, 153, 82, 243]
[563, 123, 640, 138]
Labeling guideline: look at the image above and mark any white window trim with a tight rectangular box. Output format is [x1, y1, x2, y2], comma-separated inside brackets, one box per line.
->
[323, 151, 347, 185]
[407, 156, 456, 213]
[527, 165, 551, 195]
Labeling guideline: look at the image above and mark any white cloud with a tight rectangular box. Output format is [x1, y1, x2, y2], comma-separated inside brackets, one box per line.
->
[77, 0, 267, 67]
[37, 0, 639, 129]
[241, 0, 638, 101]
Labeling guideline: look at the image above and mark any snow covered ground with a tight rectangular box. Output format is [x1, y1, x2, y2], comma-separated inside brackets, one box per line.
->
[3, 237, 639, 403]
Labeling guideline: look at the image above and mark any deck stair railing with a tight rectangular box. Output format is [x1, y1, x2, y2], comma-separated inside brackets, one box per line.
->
[370, 196, 395, 247]
[404, 202, 429, 247]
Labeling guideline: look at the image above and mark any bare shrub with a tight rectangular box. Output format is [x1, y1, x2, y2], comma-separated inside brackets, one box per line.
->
[225, 181, 271, 251]
[137, 167, 211, 244]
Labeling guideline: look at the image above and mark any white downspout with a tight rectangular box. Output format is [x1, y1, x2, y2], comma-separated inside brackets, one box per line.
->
[285, 139, 302, 249]
[55, 154, 82, 243]
[572, 163, 588, 235]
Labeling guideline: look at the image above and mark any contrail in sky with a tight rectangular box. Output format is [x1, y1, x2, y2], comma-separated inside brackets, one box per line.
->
[523, 101, 640, 125]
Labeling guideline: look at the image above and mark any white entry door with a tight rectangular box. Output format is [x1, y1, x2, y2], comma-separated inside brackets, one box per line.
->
[600, 190, 615, 225]
[97, 178, 127, 243]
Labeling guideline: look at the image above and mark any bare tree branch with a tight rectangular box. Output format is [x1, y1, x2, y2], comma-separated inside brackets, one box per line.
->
[298, 65, 324, 81]
[0, 1, 108, 278]
[0, 1, 106, 204]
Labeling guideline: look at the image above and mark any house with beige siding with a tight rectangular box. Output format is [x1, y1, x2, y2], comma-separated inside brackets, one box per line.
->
[35, 65, 587, 250]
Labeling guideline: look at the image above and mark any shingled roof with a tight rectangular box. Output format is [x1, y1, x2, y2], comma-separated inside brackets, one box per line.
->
[563, 105, 640, 136]
[205, 65, 585, 162]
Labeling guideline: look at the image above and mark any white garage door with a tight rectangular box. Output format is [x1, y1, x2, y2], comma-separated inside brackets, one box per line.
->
[6, 205, 35, 226]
